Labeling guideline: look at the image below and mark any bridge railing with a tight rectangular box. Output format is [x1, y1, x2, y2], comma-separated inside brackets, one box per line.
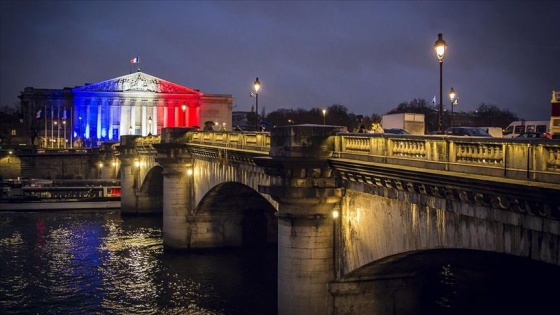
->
[189, 131, 271, 153]
[333, 133, 560, 184]
[132, 129, 559, 184]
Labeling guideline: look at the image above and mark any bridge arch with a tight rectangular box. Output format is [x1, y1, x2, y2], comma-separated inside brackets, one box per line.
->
[195, 182, 278, 247]
[330, 248, 560, 314]
[135, 165, 164, 213]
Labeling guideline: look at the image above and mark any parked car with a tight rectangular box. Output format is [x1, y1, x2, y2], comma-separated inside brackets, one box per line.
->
[383, 128, 410, 135]
[516, 132, 552, 139]
[445, 127, 492, 137]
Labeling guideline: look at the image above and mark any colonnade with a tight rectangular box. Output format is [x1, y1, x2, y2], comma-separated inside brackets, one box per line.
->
[74, 97, 200, 143]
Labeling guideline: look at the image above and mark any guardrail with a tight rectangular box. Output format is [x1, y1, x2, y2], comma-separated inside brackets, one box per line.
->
[189, 131, 271, 153]
[130, 129, 560, 185]
[333, 133, 560, 184]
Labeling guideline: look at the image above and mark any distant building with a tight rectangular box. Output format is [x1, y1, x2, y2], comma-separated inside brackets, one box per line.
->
[0, 111, 27, 146]
[19, 71, 234, 147]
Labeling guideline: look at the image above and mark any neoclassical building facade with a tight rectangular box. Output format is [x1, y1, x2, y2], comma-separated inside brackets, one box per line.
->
[19, 71, 234, 148]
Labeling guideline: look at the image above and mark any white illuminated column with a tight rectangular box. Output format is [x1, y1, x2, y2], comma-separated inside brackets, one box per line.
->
[63, 120, 67, 148]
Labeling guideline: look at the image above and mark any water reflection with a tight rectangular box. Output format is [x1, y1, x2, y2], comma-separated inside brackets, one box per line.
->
[0, 211, 277, 315]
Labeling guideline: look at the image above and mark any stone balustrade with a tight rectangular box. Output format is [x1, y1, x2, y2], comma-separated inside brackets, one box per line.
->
[190, 130, 270, 152]
[123, 129, 560, 187]
[334, 133, 560, 184]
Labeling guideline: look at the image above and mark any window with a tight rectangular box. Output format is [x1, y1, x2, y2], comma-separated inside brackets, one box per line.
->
[536, 125, 547, 133]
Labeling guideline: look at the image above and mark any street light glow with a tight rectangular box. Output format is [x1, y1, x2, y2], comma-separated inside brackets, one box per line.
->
[449, 87, 456, 102]
[434, 33, 447, 61]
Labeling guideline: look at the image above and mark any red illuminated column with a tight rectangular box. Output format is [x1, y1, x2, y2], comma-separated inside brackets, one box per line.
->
[189, 103, 200, 127]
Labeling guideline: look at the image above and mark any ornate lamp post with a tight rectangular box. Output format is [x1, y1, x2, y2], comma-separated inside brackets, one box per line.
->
[449, 87, 457, 127]
[148, 116, 153, 135]
[253, 77, 260, 131]
[434, 33, 447, 132]
[322, 109, 327, 125]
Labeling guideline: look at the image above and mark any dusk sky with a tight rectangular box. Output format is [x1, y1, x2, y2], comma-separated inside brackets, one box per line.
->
[1, 1, 559, 121]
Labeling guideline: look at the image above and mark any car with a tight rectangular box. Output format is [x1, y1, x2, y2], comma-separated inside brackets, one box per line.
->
[445, 127, 492, 137]
[516, 132, 552, 139]
[383, 128, 410, 135]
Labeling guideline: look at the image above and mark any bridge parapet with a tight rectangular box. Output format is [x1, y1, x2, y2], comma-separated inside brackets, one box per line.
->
[334, 133, 560, 184]
[190, 130, 270, 152]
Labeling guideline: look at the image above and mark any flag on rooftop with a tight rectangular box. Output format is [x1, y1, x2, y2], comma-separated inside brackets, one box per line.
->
[130, 56, 139, 64]
[432, 96, 436, 105]
[35, 110, 42, 119]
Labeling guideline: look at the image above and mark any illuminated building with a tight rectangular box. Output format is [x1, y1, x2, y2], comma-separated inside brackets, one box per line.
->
[19, 71, 233, 147]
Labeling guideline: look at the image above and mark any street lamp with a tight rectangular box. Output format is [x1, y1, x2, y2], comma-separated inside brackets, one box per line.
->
[148, 116, 153, 136]
[253, 77, 260, 131]
[449, 87, 457, 127]
[322, 109, 327, 125]
[434, 33, 447, 132]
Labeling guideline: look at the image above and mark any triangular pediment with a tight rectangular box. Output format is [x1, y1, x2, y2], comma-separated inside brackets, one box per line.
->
[73, 71, 203, 95]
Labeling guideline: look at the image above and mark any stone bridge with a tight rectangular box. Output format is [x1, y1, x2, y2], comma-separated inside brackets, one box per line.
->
[107, 126, 560, 315]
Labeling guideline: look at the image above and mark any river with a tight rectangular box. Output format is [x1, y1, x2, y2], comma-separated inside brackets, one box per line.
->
[0, 210, 277, 315]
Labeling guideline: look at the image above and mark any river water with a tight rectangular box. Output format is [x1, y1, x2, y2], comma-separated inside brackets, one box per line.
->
[0, 211, 277, 315]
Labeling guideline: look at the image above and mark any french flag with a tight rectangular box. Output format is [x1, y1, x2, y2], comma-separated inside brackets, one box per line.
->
[130, 56, 139, 64]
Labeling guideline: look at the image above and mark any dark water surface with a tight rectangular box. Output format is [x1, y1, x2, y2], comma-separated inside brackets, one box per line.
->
[0, 211, 277, 315]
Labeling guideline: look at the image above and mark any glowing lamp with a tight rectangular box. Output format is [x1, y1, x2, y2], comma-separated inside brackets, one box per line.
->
[434, 33, 446, 62]
[253, 77, 261, 93]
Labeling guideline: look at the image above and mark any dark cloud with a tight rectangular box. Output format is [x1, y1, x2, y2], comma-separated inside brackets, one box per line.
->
[1, 1, 559, 120]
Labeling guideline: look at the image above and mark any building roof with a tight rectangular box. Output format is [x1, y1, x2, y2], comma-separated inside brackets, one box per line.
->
[72, 71, 204, 96]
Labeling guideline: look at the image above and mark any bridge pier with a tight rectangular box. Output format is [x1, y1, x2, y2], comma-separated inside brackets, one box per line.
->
[257, 125, 346, 315]
[161, 163, 194, 248]
[117, 136, 143, 214]
[119, 159, 137, 213]
[154, 128, 198, 248]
